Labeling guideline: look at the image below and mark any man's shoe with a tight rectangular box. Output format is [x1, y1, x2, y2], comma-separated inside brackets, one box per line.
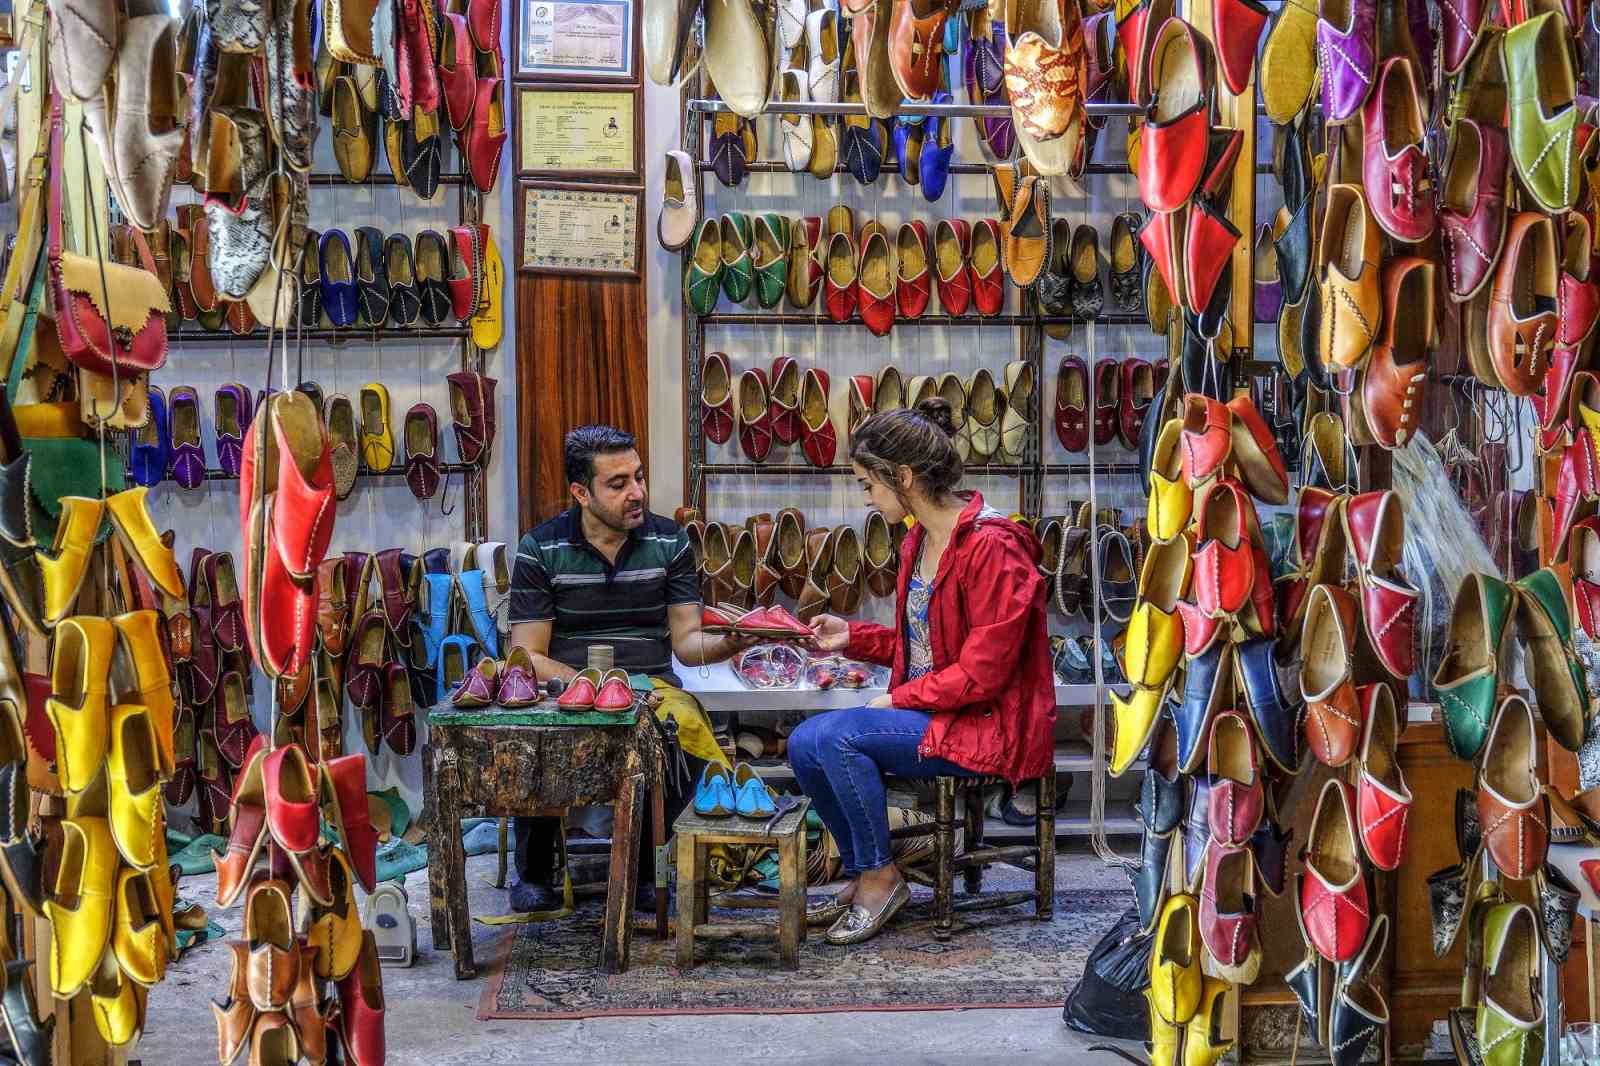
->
[508, 879, 562, 913]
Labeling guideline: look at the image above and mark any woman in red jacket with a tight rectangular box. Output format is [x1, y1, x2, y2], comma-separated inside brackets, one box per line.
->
[796, 398, 1056, 945]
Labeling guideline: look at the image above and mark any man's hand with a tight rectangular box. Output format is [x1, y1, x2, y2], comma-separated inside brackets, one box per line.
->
[810, 613, 850, 654]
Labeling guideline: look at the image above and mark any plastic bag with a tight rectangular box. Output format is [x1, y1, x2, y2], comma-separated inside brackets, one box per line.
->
[1062, 905, 1153, 1041]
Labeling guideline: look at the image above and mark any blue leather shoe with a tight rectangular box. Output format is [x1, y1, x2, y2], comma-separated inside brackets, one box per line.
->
[733, 763, 778, 820]
[942, 18, 964, 104]
[1177, 643, 1230, 773]
[419, 572, 453, 667]
[892, 112, 925, 185]
[129, 386, 171, 486]
[433, 634, 480, 706]
[1250, 815, 1293, 896]
[319, 229, 360, 327]
[1237, 636, 1302, 773]
[919, 92, 956, 201]
[693, 764, 737, 818]
[458, 568, 500, 658]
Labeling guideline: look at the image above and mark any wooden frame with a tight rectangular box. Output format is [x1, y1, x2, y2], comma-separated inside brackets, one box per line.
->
[514, 0, 638, 82]
[516, 180, 643, 277]
[514, 84, 642, 181]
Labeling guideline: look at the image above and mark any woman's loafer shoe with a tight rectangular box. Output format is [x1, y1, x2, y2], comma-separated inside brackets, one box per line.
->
[824, 879, 910, 945]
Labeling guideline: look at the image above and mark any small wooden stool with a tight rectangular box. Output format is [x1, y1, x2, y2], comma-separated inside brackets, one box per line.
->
[674, 799, 810, 970]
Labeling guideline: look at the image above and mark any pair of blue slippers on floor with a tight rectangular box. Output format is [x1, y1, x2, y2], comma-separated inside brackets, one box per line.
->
[694, 763, 777, 820]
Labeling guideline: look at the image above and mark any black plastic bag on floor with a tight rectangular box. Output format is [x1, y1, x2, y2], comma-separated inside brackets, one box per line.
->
[1062, 905, 1152, 1042]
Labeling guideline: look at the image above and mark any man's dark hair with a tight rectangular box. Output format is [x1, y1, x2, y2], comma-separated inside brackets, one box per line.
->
[564, 424, 638, 488]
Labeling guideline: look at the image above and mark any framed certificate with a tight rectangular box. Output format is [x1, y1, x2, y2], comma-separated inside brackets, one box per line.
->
[518, 182, 642, 277]
[517, 0, 637, 81]
[516, 85, 640, 179]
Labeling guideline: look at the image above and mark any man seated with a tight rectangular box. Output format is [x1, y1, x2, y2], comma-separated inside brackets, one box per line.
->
[504, 424, 750, 913]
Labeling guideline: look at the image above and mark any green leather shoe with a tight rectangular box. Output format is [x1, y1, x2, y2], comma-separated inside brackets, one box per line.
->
[1502, 11, 1580, 214]
[1432, 572, 1514, 760]
[1448, 27, 1506, 129]
[685, 218, 724, 314]
[720, 212, 755, 303]
[1474, 902, 1543, 1066]
[752, 213, 789, 309]
[1515, 567, 1591, 751]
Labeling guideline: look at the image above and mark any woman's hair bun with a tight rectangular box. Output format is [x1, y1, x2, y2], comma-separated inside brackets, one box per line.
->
[914, 396, 959, 438]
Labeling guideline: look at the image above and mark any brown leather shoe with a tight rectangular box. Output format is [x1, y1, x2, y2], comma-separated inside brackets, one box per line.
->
[1476, 694, 1549, 879]
[1315, 184, 1383, 374]
[1004, 175, 1050, 288]
[774, 508, 809, 600]
[863, 510, 898, 597]
[746, 513, 781, 606]
[1360, 257, 1434, 450]
[798, 527, 836, 619]
[1299, 583, 1362, 767]
[316, 559, 350, 656]
[828, 524, 864, 613]
[1488, 212, 1558, 397]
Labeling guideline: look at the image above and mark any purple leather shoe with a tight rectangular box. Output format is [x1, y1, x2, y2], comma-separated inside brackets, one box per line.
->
[496, 649, 540, 708]
[214, 383, 253, 477]
[169, 386, 208, 489]
[450, 657, 498, 708]
[1253, 223, 1283, 323]
[964, 24, 1014, 160]
[1083, 11, 1117, 127]
[1317, 0, 1376, 123]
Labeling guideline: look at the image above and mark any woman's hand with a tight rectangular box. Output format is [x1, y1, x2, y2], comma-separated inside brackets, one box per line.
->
[809, 613, 851, 653]
[866, 693, 894, 708]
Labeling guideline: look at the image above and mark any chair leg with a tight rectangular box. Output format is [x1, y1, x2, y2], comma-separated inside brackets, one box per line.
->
[934, 777, 956, 941]
[1035, 773, 1056, 921]
[961, 781, 984, 896]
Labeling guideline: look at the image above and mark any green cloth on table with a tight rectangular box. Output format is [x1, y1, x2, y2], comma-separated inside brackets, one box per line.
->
[376, 838, 428, 884]
[427, 707, 639, 727]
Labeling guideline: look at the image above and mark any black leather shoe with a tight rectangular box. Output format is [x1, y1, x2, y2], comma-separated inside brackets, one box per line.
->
[1181, 315, 1233, 401]
[298, 227, 323, 328]
[413, 230, 454, 327]
[1237, 636, 1300, 773]
[1249, 815, 1292, 897]
[1329, 916, 1389, 1066]
[1109, 212, 1144, 313]
[354, 226, 391, 327]
[1068, 224, 1104, 321]
[1036, 218, 1073, 319]
[0, 763, 39, 914]
[0, 957, 52, 1066]
[1095, 526, 1136, 628]
[508, 878, 562, 913]
[402, 105, 444, 199]
[0, 453, 31, 549]
[1138, 726, 1185, 836]
[1132, 825, 1174, 933]
[384, 234, 422, 327]
[1182, 774, 1211, 889]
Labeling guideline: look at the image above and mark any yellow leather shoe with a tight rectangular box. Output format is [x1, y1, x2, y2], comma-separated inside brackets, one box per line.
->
[1184, 977, 1235, 1065]
[470, 229, 504, 350]
[47, 617, 116, 793]
[106, 704, 163, 871]
[147, 828, 177, 955]
[1125, 536, 1191, 689]
[358, 383, 394, 472]
[36, 496, 106, 626]
[88, 948, 145, 1047]
[1147, 418, 1193, 543]
[111, 610, 177, 779]
[1146, 989, 1184, 1066]
[301, 846, 363, 981]
[44, 816, 118, 997]
[1111, 683, 1167, 776]
[105, 488, 184, 600]
[1151, 892, 1204, 1026]
[113, 868, 168, 987]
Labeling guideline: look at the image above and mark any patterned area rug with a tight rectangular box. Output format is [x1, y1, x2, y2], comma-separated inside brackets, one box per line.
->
[480, 881, 1126, 1019]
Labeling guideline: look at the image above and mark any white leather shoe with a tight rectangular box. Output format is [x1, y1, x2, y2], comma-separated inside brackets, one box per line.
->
[657, 149, 699, 250]
[777, 0, 809, 51]
[777, 71, 813, 172]
[704, 0, 772, 117]
[805, 9, 841, 103]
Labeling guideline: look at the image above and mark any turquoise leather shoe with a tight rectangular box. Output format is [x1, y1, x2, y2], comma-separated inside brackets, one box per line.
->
[433, 634, 480, 707]
[458, 569, 499, 658]
[693, 764, 737, 818]
[419, 573, 453, 667]
[733, 763, 777, 820]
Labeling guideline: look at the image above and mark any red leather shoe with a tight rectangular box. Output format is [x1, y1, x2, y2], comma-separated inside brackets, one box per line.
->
[736, 368, 774, 462]
[1476, 694, 1549, 880]
[1343, 490, 1418, 679]
[344, 610, 387, 711]
[1211, 0, 1268, 95]
[466, 76, 507, 192]
[1138, 208, 1185, 310]
[1179, 394, 1232, 487]
[557, 668, 600, 710]
[933, 218, 972, 315]
[437, 13, 477, 131]
[1054, 356, 1090, 452]
[1361, 57, 1435, 244]
[1245, 538, 1276, 638]
[1139, 18, 1212, 214]
[1442, 0, 1487, 73]
[465, 0, 499, 52]
[1117, 0, 1165, 106]
[206, 551, 246, 653]
[701, 352, 735, 445]
[1184, 198, 1242, 314]
[447, 226, 481, 321]
[337, 931, 386, 1066]
[768, 356, 802, 446]
[211, 735, 269, 907]
[847, 374, 875, 436]
[1555, 431, 1600, 549]
[857, 229, 896, 336]
[1225, 392, 1289, 504]
[1362, 256, 1434, 450]
[1440, 118, 1509, 302]
[1355, 683, 1411, 872]
[262, 742, 321, 858]
[382, 662, 416, 755]
[1207, 710, 1264, 847]
[824, 230, 859, 323]
[1550, 216, 1600, 418]
[1118, 358, 1153, 450]
[594, 669, 634, 712]
[1177, 598, 1225, 656]
[896, 221, 931, 319]
[401, 0, 441, 113]
[1298, 778, 1370, 962]
[1299, 583, 1363, 767]
[970, 219, 1005, 316]
[1571, 518, 1600, 638]
[1200, 843, 1262, 981]
[800, 368, 837, 467]
[1193, 478, 1256, 618]
[321, 753, 377, 891]
[1093, 360, 1119, 446]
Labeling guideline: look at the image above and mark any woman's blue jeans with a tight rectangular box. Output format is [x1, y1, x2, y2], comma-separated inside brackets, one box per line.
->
[787, 707, 975, 877]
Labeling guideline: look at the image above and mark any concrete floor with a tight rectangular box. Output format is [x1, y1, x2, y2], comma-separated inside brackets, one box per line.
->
[140, 845, 1144, 1065]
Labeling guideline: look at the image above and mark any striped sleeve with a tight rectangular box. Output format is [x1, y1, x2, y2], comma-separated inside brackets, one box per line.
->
[665, 529, 700, 607]
[507, 534, 555, 623]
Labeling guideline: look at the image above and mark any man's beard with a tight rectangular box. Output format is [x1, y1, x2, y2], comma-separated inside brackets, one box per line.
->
[591, 498, 645, 532]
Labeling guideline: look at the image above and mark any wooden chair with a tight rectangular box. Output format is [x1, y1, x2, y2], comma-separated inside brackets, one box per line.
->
[888, 773, 1056, 940]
